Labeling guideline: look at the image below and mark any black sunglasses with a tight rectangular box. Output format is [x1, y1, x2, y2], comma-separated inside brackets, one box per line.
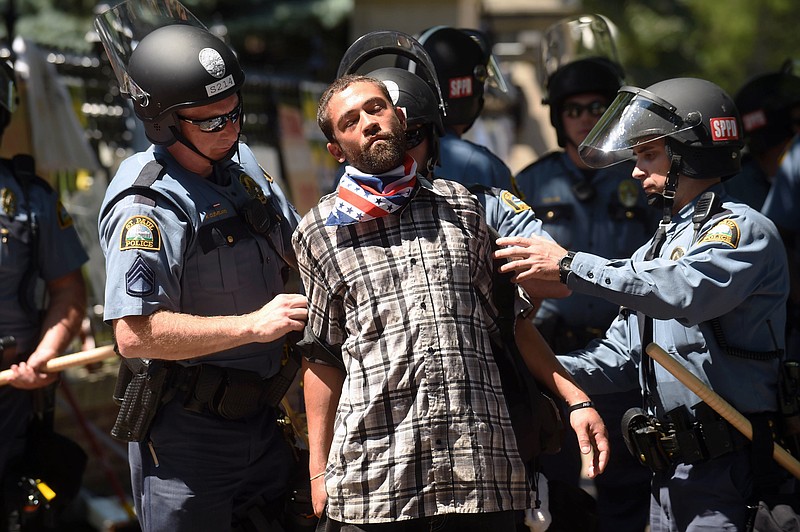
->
[562, 100, 608, 119]
[177, 101, 243, 133]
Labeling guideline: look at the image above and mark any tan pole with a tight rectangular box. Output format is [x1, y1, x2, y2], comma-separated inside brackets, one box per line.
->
[646, 342, 800, 480]
[0, 344, 116, 386]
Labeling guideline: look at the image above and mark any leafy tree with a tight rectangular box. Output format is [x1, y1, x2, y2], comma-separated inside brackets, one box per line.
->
[584, 0, 800, 94]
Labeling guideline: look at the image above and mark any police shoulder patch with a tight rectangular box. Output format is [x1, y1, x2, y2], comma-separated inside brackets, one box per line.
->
[56, 200, 74, 229]
[500, 190, 531, 213]
[697, 219, 740, 249]
[120, 215, 161, 251]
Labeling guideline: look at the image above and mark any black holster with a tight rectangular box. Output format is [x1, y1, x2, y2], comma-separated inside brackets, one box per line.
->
[621, 407, 672, 472]
[110, 358, 172, 443]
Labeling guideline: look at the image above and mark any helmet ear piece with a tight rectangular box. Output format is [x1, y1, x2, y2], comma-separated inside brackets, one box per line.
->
[142, 113, 180, 146]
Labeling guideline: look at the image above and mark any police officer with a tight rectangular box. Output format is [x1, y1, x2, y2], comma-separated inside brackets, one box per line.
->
[94, 3, 307, 530]
[496, 78, 791, 531]
[0, 59, 88, 524]
[726, 64, 800, 209]
[405, 26, 516, 192]
[515, 14, 655, 531]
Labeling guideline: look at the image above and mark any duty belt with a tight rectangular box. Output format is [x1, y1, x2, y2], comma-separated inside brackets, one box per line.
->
[169, 356, 299, 420]
[623, 402, 760, 472]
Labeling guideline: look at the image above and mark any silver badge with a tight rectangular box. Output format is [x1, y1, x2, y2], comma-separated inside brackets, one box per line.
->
[198, 48, 226, 79]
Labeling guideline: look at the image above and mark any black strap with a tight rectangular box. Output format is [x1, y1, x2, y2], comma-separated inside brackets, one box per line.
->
[638, 223, 668, 408]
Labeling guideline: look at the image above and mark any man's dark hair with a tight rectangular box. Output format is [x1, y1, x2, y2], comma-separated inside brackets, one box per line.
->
[317, 74, 394, 142]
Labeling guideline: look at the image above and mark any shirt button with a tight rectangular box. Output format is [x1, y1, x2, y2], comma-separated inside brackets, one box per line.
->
[427, 347, 434, 354]
[435, 439, 442, 446]
[420, 302, 426, 310]
[410, 257, 417, 265]
[587, 272, 594, 279]
[605, 278, 611, 285]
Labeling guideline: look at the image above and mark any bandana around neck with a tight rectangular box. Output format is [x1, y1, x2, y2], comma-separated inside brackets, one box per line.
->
[325, 155, 418, 226]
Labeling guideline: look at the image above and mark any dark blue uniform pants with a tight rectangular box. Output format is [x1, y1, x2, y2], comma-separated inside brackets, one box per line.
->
[129, 393, 294, 531]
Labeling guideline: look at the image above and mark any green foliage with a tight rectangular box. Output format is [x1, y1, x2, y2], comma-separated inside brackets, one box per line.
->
[584, 0, 800, 94]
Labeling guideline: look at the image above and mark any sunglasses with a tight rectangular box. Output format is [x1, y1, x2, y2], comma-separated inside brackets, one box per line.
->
[178, 101, 243, 133]
[562, 101, 608, 119]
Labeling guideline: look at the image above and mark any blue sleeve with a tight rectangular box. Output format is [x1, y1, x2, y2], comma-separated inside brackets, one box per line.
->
[35, 186, 88, 280]
[557, 311, 641, 394]
[99, 193, 189, 322]
[567, 212, 786, 326]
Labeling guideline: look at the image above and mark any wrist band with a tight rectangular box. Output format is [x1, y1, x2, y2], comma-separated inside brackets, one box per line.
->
[567, 401, 595, 414]
[310, 471, 325, 481]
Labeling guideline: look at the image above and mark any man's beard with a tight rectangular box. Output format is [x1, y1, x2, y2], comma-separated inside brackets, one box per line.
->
[351, 121, 406, 174]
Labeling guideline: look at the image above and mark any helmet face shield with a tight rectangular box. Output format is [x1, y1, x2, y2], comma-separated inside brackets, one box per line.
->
[579, 86, 699, 168]
[540, 14, 621, 93]
[94, 0, 206, 107]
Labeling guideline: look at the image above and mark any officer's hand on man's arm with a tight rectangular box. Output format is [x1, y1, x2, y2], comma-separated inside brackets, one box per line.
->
[114, 293, 308, 360]
[494, 235, 567, 284]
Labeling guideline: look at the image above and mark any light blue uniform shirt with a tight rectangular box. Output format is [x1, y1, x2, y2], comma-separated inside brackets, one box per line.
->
[557, 184, 788, 419]
[0, 165, 87, 353]
[516, 151, 657, 330]
[98, 143, 299, 376]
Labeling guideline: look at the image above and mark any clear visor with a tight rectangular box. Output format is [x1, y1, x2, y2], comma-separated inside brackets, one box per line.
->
[578, 86, 700, 168]
[484, 52, 509, 93]
[93, 0, 205, 105]
[539, 13, 620, 91]
[337, 30, 447, 119]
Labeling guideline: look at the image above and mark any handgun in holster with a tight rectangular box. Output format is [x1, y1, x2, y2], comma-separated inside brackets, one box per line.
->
[110, 357, 172, 443]
[622, 407, 673, 472]
[263, 338, 302, 409]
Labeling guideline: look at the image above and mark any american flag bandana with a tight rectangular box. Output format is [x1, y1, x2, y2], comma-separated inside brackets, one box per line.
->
[325, 156, 418, 226]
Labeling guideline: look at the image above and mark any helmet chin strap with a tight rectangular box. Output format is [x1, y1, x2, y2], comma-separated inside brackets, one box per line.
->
[647, 143, 682, 226]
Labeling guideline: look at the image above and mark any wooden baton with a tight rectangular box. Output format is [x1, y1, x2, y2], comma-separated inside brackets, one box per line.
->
[0, 344, 116, 386]
[646, 342, 800, 480]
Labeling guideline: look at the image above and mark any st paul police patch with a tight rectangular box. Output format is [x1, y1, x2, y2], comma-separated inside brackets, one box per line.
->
[120, 215, 161, 251]
[126, 255, 155, 297]
[500, 190, 531, 213]
[698, 219, 740, 249]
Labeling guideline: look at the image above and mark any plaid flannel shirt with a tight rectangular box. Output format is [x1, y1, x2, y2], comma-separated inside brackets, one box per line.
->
[293, 177, 530, 524]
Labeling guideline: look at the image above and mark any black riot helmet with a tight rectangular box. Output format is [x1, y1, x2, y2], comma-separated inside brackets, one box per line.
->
[734, 65, 800, 155]
[95, 0, 245, 146]
[403, 26, 500, 132]
[580, 77, 744, 182]
[369, 68, 444, 135]
[546, 58, 623, 147]
[125, 24, 244, 145]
